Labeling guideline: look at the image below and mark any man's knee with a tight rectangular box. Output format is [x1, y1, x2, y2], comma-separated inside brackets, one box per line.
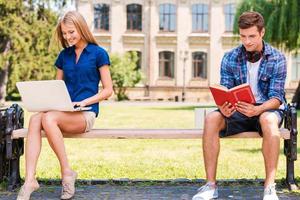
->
[205, 111, 224, 124]
[204, 111, 225, 131]
[259, 112, 280, 137]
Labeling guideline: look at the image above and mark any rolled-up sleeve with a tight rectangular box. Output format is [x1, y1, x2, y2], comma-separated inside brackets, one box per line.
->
[54, 51, 64, 70]
[268, 54, 287, 103]
[220, 53, 234, 89]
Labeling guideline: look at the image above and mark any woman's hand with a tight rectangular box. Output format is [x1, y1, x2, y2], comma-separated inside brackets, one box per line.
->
[73, 100, 88, 108]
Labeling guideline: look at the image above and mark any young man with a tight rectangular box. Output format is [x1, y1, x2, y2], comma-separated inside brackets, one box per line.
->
[192, 11, 286, 200]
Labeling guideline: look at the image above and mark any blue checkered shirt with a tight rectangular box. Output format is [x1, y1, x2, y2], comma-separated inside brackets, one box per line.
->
[220, 42, 287, 104]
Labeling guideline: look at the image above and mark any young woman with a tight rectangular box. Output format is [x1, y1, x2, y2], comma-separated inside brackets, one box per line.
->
[17, 11, 113, 200]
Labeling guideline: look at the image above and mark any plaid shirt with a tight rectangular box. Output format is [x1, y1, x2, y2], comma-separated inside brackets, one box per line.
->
[220, 42, 287, 103]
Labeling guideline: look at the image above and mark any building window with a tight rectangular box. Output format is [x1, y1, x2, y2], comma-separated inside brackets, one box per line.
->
[192, 52, 207, 79]
[94, 4, 110, 31]
[128, 51, 142, 70]
[224, 3, 235, 32]
[159, 51, 174, 78]
[127, 4, 142, 31]
[159, 4, 176, 32]
[292, 54, 300, 81]
[192, 4, 209, 32]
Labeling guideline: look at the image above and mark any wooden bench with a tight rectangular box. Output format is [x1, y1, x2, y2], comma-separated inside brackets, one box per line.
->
[12, 128, 291, 139]
[0, 104, 298, 191]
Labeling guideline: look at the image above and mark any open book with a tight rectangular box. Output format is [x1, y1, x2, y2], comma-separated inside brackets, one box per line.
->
[209, 83, 256, 107]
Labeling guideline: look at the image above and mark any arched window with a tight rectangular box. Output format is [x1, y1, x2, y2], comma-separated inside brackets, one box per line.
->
[224, 3, 236, 32]
[127, 4, 142, 31]
[192, 4, 209, 32]
[192, 52, 207, 79]
[159, 51, 174, 78]
[159, 4, 176, 32]
[94, 4, 110, 31]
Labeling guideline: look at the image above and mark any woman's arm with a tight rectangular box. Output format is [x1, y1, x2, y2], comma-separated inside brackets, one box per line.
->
[56, 68, 64, 80]
[76, 65, 113, 107]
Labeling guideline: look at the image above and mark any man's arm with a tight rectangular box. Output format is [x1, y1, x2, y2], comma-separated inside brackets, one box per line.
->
[267, 54, 287, 103]
[237, 53, 287, 117]
[236, 98, 280, 117]
[219, 53, 237, 117]
[220, 53, 235, 89]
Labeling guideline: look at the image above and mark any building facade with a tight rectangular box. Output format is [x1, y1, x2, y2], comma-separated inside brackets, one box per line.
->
[76, 0, 300, 102]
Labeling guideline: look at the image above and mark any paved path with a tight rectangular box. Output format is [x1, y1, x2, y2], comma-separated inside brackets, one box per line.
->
[1, 183, 299, 200]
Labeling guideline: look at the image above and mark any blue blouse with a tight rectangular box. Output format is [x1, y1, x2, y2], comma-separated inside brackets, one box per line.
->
[54, 43, 110, 117]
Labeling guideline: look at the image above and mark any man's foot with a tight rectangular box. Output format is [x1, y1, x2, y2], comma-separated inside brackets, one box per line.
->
[17, 180, 40, 200]
[61, 171, 78, 200]
[263, 183, 279, 200]
[192, 182, 218, 200]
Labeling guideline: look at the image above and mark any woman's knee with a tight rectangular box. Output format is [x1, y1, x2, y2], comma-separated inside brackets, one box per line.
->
[27, 113, 44, 136]
[29, 112, 43, 126]
[41, 111, 59, 129]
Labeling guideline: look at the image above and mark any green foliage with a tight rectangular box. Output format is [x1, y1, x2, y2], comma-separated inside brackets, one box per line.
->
[110, 51, 143, 101]
[234, 0, 300, 51]
[0, 0, 59, 100]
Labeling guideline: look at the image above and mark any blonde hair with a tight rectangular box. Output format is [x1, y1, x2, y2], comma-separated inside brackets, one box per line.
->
[55, 11, 98, 48]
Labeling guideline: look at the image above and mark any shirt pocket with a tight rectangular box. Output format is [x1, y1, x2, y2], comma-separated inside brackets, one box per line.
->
[259, 74, 270, 95]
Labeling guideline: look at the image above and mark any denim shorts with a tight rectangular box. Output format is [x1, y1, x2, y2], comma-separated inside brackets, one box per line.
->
[218, 109, 284, 138]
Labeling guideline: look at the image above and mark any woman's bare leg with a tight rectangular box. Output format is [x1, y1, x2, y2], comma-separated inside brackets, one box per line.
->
[41, 111, 86, 177]
[24, 112, 44, 184]
[17, 113, 44, 200]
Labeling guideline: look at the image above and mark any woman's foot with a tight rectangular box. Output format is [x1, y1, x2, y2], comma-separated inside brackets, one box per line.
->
[17, 180, 39, 200]
[61, 171, 78, 200]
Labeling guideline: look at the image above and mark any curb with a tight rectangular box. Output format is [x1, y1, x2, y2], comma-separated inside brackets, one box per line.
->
[35, 178, 267, 186]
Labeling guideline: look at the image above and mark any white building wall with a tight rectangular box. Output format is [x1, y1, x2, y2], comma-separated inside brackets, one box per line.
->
[76, 0, 297, 101]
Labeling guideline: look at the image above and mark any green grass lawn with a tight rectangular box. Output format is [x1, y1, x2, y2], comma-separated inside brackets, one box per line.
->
[20, 103, 300, 181]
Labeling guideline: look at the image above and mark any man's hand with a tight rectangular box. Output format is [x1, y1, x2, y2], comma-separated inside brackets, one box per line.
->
[236, 101, 261, 117]
[219, 102, 236, 117]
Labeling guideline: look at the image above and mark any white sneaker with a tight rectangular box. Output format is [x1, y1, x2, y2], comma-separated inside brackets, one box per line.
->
[192, 182, 218, 200]
[263, 183, 279, 200]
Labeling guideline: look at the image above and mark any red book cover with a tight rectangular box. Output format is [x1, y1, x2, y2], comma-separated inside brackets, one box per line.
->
[209, 83, 256, 107]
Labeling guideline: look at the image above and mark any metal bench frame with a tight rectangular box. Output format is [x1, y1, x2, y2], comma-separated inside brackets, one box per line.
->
[0, 104, 298, 191]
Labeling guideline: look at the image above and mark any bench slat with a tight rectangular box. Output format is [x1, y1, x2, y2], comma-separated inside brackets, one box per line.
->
[11, 128, 290, 140]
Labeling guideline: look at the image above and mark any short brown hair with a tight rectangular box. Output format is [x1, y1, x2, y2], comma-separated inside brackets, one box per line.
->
[238, 11, 264, 32]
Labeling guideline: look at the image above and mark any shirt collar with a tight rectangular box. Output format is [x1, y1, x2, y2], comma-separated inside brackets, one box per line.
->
[262, 41, 272, 57]
[84, 43, 93, 53]
[66, 45, 75, 55]
[66, 43, 93, 54]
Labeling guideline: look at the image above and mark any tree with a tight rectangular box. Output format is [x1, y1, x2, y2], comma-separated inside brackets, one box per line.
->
[0, 0, 63, 101]
[234, 0, 300, 108]
[110, 51, 143, 101]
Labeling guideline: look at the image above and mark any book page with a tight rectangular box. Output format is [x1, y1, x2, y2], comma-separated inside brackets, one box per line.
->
[209, 84, 228, 91]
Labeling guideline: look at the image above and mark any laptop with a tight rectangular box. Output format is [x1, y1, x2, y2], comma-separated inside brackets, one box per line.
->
[16, 80, 91, 112]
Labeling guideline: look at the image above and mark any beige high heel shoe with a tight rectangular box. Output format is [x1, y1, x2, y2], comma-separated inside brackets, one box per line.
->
[16, 181, 40, 200]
